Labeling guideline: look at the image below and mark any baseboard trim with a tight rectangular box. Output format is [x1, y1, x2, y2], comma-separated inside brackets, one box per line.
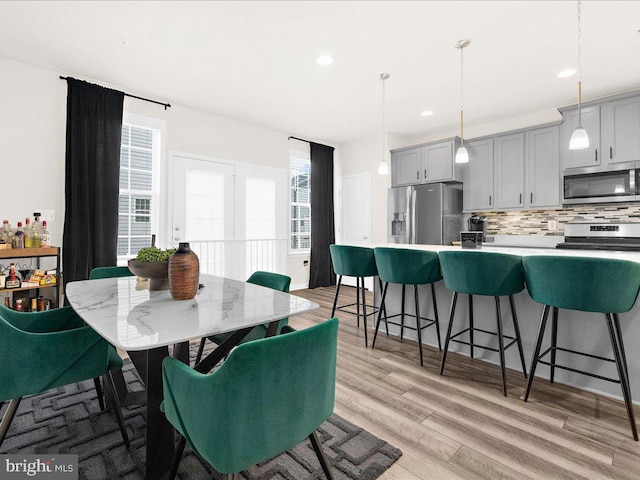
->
[290, 283, 309, 291]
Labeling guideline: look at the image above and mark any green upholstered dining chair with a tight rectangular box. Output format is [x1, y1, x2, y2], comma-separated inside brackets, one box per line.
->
[194, 271, 291, 365]
[0, 304, 130, 448]
[523, 255, 640, 440]
[89, 266, 134, 280]
[162, 317, 339, 480]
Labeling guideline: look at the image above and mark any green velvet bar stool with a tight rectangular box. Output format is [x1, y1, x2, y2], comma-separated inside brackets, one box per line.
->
[372, 247, 442, 367]
[330, 245, 385, 347]
[439, 251, 528, 396]
[523, 256, 640, 441]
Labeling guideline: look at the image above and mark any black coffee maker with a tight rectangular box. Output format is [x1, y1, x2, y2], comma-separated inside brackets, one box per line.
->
[467, 215, 488, 241]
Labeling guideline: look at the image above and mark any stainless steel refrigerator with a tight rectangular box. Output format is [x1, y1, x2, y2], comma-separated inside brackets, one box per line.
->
[388, 183, 463, 245]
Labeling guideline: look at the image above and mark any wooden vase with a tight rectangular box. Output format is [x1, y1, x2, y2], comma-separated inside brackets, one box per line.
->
[169, 242, 200, 300]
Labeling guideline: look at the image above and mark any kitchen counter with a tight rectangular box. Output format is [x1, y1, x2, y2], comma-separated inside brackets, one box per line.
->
[368, 242, 640, 402]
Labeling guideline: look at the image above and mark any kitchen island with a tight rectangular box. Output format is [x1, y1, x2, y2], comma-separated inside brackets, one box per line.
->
[371, 242, 640, 402]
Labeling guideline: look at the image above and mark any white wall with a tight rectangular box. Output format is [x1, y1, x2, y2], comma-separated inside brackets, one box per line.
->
[336, 133, 407, 245]
[0, 56, 329, 287]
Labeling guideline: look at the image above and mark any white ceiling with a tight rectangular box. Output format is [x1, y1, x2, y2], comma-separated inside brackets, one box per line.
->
[1, 1, 640, 144]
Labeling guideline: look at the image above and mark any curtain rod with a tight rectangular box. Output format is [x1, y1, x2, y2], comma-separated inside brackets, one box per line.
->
[59, 76, 171, 110]
[288, 136, 311, 144]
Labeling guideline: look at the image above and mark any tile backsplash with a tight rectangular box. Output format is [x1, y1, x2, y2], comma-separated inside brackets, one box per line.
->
[473, 204, 640, 236]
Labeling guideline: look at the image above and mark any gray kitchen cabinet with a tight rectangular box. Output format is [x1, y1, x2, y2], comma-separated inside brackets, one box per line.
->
[391, 138, 461, 186]
[527, 126, 560, 208]
[495, 133, 525, 209]
[601, 96, 640, 164]
[393, 148, 421, 186]
[463, 138, 494, 212]
[562, 105, 601, 169]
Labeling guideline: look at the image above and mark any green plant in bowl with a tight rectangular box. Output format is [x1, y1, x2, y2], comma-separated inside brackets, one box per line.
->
[128, 247, 177, 290]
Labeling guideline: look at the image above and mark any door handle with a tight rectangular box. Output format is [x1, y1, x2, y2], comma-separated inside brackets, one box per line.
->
[424, 169, 427, 179]
[489, 195, 492, 206]
[417, 171, 420, 180]
[530, 192, 533, 203]
[595, 149, 598, 162]
[610, 146, 613, 159]
[519, 193, 522, 204]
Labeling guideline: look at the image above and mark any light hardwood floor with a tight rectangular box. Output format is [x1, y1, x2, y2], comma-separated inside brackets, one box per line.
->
[291, 285, 640, 480]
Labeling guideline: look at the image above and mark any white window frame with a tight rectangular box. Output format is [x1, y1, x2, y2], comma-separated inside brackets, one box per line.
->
[117, 113, 164, 265]
[289, 150, 311, 255]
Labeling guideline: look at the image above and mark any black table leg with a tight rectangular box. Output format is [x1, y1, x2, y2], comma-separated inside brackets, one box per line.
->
[145, 346, 174, 480]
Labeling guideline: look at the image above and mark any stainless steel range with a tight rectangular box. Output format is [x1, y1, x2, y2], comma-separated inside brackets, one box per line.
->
[556, 223, 640, 251]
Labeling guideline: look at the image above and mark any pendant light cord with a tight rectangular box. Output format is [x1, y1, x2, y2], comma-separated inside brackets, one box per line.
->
[382, 75, 386, 162]
[460, 45, 465, 144]
[577, 0, 583, 123]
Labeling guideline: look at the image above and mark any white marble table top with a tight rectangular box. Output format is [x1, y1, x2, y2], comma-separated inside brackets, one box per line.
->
[66, 274, 319, 351]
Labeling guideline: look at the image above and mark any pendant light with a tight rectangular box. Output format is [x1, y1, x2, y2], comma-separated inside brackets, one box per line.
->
[455, 39, 470, 164]
[378, 73, 391, 175]
[569, 0, 589, 150]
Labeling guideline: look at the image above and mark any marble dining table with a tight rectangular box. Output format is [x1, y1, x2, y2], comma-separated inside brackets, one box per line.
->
[66, 274, 319, 480]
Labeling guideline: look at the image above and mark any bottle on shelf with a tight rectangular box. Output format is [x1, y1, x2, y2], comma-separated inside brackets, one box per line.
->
[32, 212, 43, 234]
[5, 263, 21, 288]
[3, 296, 10, 308]
[41, 221, 50, 247]
[0, 220, 11, 244]
[12, 222, 24, 248]
[24, 218, 34, 248]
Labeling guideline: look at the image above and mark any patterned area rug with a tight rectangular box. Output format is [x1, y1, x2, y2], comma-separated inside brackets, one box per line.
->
[0, 359, 401, 479]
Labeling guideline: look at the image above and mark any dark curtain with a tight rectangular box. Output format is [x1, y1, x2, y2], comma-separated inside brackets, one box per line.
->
[62, 78, 124, 286]
[309, 142, 336, 288]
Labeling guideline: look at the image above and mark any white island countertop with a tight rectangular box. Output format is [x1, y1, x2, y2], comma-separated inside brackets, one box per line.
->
[374, 242, 640, 264]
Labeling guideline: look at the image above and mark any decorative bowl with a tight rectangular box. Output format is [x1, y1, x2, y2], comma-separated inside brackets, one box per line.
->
[127, 259, 169, 290]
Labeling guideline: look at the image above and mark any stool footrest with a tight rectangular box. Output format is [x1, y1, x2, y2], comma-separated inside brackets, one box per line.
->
[450, 327, 517, 353]
[382, 313, 436, 332]
[537, 347, 619, 383]
[336, 303, 380, 319]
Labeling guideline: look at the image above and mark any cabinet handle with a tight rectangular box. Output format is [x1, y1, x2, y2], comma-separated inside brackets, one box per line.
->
[610, 146, 613, 160]
[531, 193, 533, 203]
[417, 171, 420, 180]
[595, 149, 598, 162]
[519, 193, 522, 204]
[489, 195, 492, 206]
[424, 169, 427, 179]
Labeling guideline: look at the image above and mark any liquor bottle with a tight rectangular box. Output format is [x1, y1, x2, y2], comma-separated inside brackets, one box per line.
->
[32, 212, 43, 234]
[31, 223, 41, 248]
[12, 222, 24, 248]
[0, 220, 11, 244]
[41, 221, 50, 247]
[3, 297, 9, 308]
[6, 263, 21, 288]
[24, 218, 33, 248]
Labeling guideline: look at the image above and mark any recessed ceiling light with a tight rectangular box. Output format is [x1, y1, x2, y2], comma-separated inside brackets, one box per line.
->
[557, 68, 577, 78]
[316, 55, 334, 66]
[421, 110, 434, 117]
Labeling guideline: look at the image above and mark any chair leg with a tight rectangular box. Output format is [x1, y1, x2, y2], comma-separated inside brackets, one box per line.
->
[605, 314, 638, 441]
[194, 337, 207, 365]
[361, 277, 368, 348]
[524, 305, 551, 402]
[612, 313, 632, 388]
[439, 292, 458, 376]
[550, 307, 559, 383]
[414, 285, 424, 367]
[431, 283, 442, 351]
[104, 371, 130, 448]
[228, 474, 238, 480]
[508, 295, 528, 378]
[331, 275, 342, 318]
[0, 397, 22, 447]
[400, 284, 406, 341]
[93, 377, 106, 411]
[469, 294, 474, 359]
[495, 297, 507, 397]
[379, 277, 389, 336]
[372, 282, 389, 349]
[356, 277, 361, 328]
[169, 435, 187, 480]
[309, 430, 335, 480]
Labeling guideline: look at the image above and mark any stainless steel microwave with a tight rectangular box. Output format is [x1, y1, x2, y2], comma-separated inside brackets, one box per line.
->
[563, 167, 640, 204]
